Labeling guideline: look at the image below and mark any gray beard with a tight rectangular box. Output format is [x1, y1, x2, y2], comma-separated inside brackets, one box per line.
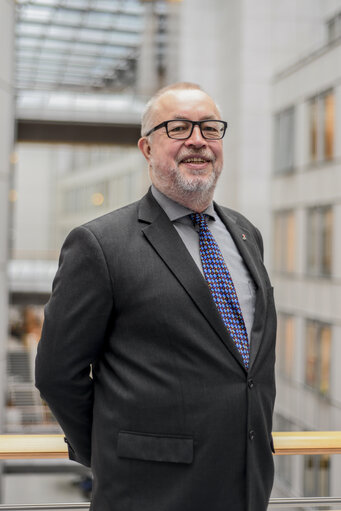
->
[172, 166, 217, 198]
[150, 159, 221, 211]
[156, 163, 220, 211]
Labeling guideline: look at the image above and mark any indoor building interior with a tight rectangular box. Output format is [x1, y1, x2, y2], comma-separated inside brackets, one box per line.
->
[1, 0, 341, 508]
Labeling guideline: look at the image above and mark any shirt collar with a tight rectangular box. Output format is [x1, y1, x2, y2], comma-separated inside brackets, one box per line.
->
[151, 185, 216, 222]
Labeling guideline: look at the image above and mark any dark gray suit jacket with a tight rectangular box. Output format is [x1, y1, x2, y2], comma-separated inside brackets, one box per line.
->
[36, 188, 277, 511]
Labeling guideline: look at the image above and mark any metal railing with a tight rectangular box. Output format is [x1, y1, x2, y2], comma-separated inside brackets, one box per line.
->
[0, 500, 341, 510]
[0, 432, 341, 510]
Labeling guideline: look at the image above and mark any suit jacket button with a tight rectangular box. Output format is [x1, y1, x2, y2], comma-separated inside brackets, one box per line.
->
[248, 378, 254, 389]
[249, 430, 255, 441]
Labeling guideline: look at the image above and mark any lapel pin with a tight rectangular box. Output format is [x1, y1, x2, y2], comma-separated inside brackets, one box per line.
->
[242, 234, 247, 240]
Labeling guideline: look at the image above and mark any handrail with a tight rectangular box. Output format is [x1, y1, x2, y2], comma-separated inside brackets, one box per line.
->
[0, 431, 341, 459]
[272, 430, 341, 454]
[1, 497, 341, 510]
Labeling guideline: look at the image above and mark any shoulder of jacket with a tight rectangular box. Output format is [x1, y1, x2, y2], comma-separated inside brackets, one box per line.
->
[216, 203, 264, 257]
[81, 199, 140, 233]
[216, 204, 256, 230]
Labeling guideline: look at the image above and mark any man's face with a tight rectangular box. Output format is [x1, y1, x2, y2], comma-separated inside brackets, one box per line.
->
[138, 89, 224, 207]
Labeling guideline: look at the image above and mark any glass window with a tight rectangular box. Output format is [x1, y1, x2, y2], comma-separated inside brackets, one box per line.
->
[16, 23, 45, 38]
[85, 11, 114, 28]
[310, 98, 318, 162]
[309, 90, 334, 163]
[277, 314, 295, 379]
[307, 206, 333, 277]
[54, 10, 81, 25]
[324, 92, 334, 161]
[78, 28, 106, 44]
[48, 25, 75, 40]
[274, 106, 295, 173]
[305, 320, 331, 396]
[22, 6, 52, 22]
[273, 210, 295, 273]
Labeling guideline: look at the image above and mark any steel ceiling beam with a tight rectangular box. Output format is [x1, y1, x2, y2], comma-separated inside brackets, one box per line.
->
[16, 19, 142, 35]
[16, 34, 138, 49]
[16, 2, 142, 18]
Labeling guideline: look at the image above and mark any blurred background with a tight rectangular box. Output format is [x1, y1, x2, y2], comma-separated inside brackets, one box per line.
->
[0, 0, 341, 506]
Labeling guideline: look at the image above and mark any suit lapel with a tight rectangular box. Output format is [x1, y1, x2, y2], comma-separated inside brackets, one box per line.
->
[214, 204, 268, 369]
[138, 191, 247, 370]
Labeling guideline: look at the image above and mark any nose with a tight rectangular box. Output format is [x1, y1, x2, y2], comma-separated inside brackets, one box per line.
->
[184, 125, 207, 147]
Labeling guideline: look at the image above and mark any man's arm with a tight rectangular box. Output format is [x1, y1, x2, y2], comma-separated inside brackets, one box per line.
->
[35, 225, 113, 466]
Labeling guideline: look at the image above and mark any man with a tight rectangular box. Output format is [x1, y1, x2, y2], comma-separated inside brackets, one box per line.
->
[36, 82, 276, 511]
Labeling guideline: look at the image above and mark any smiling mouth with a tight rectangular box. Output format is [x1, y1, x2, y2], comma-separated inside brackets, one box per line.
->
[181, 157, 209, 164]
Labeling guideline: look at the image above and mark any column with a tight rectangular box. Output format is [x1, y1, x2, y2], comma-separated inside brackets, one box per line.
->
[136, 2, 159, 98]
[0, 0, 15, 499]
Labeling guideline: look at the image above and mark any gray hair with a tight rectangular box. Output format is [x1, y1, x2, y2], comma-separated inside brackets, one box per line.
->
[141, 82, 209, 137]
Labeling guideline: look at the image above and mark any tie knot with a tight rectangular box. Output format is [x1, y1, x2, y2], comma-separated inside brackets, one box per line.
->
[190, 212, 207, 229]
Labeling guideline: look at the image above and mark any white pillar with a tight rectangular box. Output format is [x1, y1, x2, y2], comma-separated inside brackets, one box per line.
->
[0, 0, 15, 498]
[136, 3, 160, 97]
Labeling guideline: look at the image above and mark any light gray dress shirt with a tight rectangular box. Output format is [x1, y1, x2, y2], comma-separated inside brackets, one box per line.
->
[151, 185, 256, 341]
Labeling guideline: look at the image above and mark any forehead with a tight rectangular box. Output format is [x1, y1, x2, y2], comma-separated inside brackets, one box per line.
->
[153, 89, 221, 123]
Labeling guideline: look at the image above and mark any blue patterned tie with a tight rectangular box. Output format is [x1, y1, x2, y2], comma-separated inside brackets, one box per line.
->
[191, 213, 250, 369]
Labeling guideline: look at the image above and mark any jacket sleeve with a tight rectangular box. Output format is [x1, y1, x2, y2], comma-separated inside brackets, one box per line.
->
[35, 225, 113, 467]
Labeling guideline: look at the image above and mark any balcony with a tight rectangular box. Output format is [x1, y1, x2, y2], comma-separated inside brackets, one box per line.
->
[0, 432, 341, 509]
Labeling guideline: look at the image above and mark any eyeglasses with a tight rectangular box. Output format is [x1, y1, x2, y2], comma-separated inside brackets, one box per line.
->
[145, 119, 228, 140]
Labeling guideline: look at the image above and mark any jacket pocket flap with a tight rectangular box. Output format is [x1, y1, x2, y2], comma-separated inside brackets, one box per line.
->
[117, 431, 193, 464]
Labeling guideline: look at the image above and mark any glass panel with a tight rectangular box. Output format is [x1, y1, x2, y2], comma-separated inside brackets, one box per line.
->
[303, 455, 316, 496]
[54, 10, 82, 25]
[304, 455, 330, 497]
[319, 455, 330, 496]
[85, 11, 114, 28]
[322, 207, 333, 276]
[107, 31, 140, 46]
[16, 23, 45, 37]
[319, 325, 331, 395]
[284, 316, 295, 378]
[66, 54, 95, 65]
[22, 6, 52, 22]
[276, 107, 294, 173]
[31, 0, 57, 5]
[324, 92, 334, 160]
[42, 39, 71, 50]
[307, 209, 318, 275]
[310, 98, 318, 162]
[286, 211, 295, 272]
[307, 206, 333, 277]
[73, 41, 103, 54]
[63, 0, 88, 8]
[102, 44, 129, 57]
[305, 321, 317, 388]
[116, 15, 143, 31]
[273, 214, 282, 272]
[48, 26, 75, 39]
[78, 28, 106, 43]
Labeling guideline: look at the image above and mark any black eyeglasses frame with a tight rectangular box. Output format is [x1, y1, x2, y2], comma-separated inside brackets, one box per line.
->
[144, 119, 228, 140]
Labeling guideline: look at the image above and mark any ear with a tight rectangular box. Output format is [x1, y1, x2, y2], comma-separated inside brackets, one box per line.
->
[138, 137, 151, 162]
